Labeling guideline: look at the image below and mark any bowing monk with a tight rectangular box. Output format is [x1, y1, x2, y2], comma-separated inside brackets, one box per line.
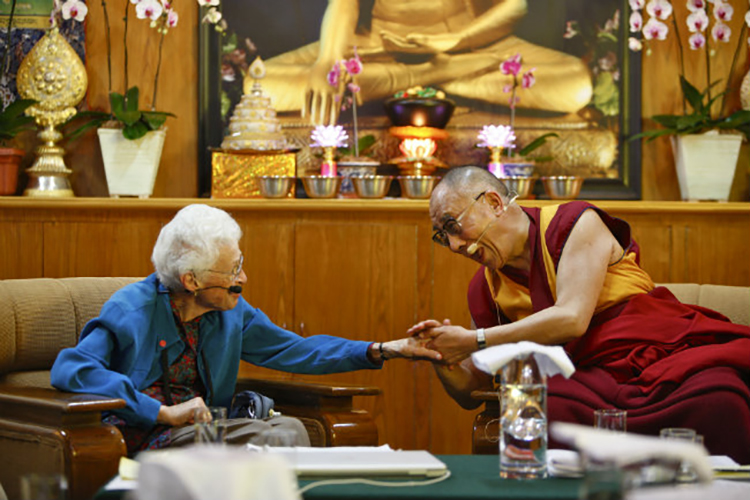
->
[409, 166, 750, 463]
[250, 0, 592, 124]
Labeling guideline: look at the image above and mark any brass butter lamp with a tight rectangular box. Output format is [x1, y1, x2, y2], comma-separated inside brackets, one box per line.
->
[16, 27, 88, 197]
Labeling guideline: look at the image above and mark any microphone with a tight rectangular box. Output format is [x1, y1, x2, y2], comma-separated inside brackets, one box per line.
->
[467, 194, 518, 255]
[194, 285, 243, 294]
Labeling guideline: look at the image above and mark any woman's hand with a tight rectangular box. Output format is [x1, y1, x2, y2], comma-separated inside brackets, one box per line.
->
[381, 337, 443, 362]
[157, 397, 208, 427]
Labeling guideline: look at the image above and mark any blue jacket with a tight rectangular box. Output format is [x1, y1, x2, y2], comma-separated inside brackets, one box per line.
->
[50, 274, 378, 427]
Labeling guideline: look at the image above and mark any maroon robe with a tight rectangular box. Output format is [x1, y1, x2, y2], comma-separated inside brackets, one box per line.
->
[468, 201, 750, 463]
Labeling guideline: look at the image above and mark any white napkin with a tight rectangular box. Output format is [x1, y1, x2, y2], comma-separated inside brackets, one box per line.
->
[472, 341, 575, 378]
[134, 445, 301, 500]
[550, 422, 714, 483]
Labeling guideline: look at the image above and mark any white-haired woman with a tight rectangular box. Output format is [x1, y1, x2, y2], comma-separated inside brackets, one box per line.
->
[51, 204, 440, 454]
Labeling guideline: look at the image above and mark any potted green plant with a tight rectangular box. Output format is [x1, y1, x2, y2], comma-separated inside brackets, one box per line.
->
[628, 0, 750, 201]
[62, 0, 225, 197]
[0, 0, 37, 195]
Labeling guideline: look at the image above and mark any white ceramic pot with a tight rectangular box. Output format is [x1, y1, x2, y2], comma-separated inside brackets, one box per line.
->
[98, 128, 166, 198]
[670, 131, 742, 201]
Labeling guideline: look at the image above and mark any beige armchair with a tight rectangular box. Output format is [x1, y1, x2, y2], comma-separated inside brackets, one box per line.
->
[0, 277, 379, 500]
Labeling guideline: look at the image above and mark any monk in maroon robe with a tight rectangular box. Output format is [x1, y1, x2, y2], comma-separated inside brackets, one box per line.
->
[409, 166, 750, 463]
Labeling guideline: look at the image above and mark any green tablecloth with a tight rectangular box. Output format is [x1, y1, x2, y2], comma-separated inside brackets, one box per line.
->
[299, 455, 583, 500]
[95, 454, 584, 500]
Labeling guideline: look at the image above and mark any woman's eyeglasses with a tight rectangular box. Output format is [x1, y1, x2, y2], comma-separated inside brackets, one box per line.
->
[207, 254, 244, 280]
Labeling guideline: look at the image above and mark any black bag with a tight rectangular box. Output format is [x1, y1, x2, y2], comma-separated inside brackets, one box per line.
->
[229, 390, 275, 419]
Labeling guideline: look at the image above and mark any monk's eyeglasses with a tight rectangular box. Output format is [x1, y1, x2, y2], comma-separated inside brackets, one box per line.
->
[432, 192, 487, 247]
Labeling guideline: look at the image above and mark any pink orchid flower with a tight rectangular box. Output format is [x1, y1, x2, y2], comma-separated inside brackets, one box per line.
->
[327, 62, 341, 87]
[713, 2, 733, 22]
[197, 0, 220, 6]
[500, 54, 522, 76]
[629, 0, 645, 10]
[347, 83, 360, 94]
[629, 37, 643, 51]
[563, 21, 579, 39]
[686, 0, 706, 12]
[646, 0, 673, 21]
[643, 18, 669, 40]
[689, 32, 706, 50]
[522, 69, 536, 89]
[136, 0, 164, 21]
[687, 10, 709, 32]
[166, 9, 179, 28]
[62, 0, 89, 22]
[344, 56, 363, 76]
[711, 21, 731, 43]
[630, 11, 643, 32]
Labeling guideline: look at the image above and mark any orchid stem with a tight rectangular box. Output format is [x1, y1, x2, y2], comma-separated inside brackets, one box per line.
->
[352, 97, 359, 157]
[123, 1, 129, 95]
[671, 13, 686, 114]
[101, 0, 112, 95]
[152, 30, 165, 111]
[721, 23, 747, 119]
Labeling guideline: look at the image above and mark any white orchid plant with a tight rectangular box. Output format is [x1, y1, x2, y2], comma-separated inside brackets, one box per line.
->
[65, 0, 226, 141]
[629, 0, 750, 141]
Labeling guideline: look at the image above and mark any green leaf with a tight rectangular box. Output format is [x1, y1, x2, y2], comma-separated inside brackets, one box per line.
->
[680, 76, 705, 114]
[115, 109, 142, 127]
[0, 99, 37, 120]
[719, 110, 750, 129]
[141, 111, 174, 131]
[519, 133, 558, 157]
[109, 92, 125, 115]
[629, 129, 675, 142]
[123, 121, 150, 140]
[124, 87, 141, 113]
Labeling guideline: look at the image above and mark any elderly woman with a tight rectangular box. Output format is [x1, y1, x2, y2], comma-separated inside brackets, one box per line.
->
[51, 204, 439, 454]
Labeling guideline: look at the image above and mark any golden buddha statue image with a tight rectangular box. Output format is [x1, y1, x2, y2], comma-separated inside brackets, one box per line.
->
[242, 0, 593, 125]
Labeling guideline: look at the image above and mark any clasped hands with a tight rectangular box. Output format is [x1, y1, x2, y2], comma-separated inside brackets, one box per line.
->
[407, 319, 477, 366]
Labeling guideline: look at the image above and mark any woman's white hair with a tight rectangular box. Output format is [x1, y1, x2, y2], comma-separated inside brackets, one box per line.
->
[151, 204, 242, 291]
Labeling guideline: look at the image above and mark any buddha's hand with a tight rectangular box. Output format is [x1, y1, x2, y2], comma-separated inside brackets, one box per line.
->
[303, 61, 340, 125]
[381, 337, 443, 361]
[157, 397, 208, 427]
[380, 30, 462, 55]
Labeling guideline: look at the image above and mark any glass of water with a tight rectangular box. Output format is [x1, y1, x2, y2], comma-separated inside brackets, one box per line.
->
[194, 406, 228, 444]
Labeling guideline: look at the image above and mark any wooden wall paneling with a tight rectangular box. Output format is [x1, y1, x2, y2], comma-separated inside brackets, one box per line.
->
[0, 222, 44, 278]
[292, 220, 422, 450]
[428, 247, 484, 455]
[682, 217, 750, 286]
[236, 216, 296, 382]
[412, 221, 437, 451]
[616, 214, 676, 283]
[42, 221, 161, 278]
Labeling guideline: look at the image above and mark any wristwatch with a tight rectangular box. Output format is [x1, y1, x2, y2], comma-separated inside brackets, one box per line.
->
[476, 328, 487, 350]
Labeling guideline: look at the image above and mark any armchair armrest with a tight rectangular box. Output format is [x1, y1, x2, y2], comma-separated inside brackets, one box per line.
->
[0, 386, 126, 500]
[235, 376, 381, 447]
[471, 389, 499, 455]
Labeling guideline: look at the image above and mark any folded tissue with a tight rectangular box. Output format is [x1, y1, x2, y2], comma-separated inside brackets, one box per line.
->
[472, 341, 575, 378]
[133, 445, 301, 500]
[551, 422, 714, 483]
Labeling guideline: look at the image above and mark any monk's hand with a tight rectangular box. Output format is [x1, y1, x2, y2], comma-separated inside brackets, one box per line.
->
[303, 61, 340, 125]
[157, 397, 208, 427]
[423, 324, 476, 366]
[407, 318, 451, 339]
[381, 337, 442, 362]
